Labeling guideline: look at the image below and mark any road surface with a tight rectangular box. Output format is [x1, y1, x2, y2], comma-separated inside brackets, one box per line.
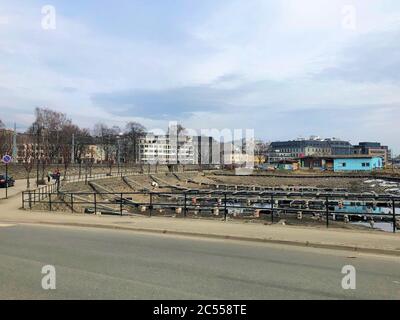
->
[0, 224, 399, 299]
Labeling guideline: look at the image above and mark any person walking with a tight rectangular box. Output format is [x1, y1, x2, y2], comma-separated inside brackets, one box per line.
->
[55, 168, 61, 191]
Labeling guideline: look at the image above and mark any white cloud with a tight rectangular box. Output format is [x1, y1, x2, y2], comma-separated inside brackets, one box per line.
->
[0, 0, 399, 153]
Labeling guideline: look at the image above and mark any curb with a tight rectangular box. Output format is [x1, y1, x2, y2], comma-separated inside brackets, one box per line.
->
[20, 220, 400, 257]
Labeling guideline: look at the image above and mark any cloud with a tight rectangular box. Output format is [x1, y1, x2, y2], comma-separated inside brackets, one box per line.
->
[0, 0, 400, 153]
[92, 86, 227, 119]
[316, 28, 400, 83]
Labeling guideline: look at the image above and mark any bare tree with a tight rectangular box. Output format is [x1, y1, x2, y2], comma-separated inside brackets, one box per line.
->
[107, 157, 114, 175]
[23, 147, 34, 188]
[74, 129, 91, 162]
[177, 124, 186, 135]
[125, 122, 146, 164]
[28, 108, 93, 183]
[60, 144, 71, 181]
[59, 124, 81, 181]
[28, 107, 72, 134]
[0, 127, 12, 156]
[254, 141, 268, 164]
[93, 123, 119, 164]
[27, 108, 72, 184]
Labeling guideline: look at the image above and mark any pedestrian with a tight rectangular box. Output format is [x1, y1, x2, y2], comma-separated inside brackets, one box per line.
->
[55, 168, 61, 191]
[55, 168, 61, 180]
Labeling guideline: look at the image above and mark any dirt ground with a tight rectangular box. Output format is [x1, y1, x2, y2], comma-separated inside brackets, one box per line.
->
[28, 171, 397, 232]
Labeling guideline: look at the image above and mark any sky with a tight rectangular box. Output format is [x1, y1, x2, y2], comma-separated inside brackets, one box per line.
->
[0, 0, 399, 153]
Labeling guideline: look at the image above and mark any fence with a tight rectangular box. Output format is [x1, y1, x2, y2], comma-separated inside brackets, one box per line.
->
[21, 169, 207, 206]
[64, 169, 142, 184]
[21, 189, 400, 233]
[63, 169, 207, 184]
[22, 182, 58, 205]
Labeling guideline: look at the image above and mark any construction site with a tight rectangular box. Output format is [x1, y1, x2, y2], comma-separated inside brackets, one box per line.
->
[21, 170, 400, 233]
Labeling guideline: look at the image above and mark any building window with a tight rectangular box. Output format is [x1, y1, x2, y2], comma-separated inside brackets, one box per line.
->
[342, 163, 346, 167]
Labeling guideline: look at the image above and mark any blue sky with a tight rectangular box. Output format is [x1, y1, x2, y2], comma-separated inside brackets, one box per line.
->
[0, 0, 400, 153]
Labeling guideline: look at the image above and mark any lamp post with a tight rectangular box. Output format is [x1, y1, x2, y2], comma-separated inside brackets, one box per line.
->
[33, 124, 43, 187]
[176, 129, 179, 165]
[117, 133, 123, 175]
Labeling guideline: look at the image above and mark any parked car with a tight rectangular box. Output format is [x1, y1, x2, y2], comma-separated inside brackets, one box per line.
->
[0, 175, 15, 188]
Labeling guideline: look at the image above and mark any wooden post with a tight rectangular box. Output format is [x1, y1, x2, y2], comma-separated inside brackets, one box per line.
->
[271, 195, 274, 223]
[224, 193, 227, 221]
[393, 199, 396, 233]
[149, 193, 153, 217]
[120, 193, 123, 216]
[184, 193, 187, 217]
[326, 195, 329, 228]
[49, 193, 52, 211]
[94, 193, 97, 215]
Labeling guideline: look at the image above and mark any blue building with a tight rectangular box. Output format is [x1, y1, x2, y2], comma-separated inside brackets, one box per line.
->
[333, 156, 383, 172]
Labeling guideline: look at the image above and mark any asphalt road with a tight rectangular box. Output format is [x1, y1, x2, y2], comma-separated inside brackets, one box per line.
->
[0, 224, 399, 299]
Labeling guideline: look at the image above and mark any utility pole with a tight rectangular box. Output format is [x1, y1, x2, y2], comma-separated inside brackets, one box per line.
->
[117, 137, 121, 174]
[71, 133, 75, 164]
[117, 133, 123, 174]
[12, 123, 17, 160]
[34, 124, 41, 187]
[177, 129, 179, 165]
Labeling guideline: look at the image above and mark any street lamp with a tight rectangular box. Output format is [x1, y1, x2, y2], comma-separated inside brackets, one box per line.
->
[32, 123, 43, 187]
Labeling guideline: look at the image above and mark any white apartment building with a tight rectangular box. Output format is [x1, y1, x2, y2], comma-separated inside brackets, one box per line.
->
[138, 134, 194, 164]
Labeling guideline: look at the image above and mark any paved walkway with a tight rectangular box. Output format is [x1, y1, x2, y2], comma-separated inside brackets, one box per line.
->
[0, 181, 400, 256]
[0, 179, 30, 200]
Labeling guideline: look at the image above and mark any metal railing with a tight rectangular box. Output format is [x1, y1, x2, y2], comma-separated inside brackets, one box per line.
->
[63, 169, 208, 184]
[21, 182, 58, 205]
[21, 189, 400, 233]
[64, 170, 142, 184]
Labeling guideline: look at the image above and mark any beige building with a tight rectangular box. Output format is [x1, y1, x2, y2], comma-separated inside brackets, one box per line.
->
[84, 145, 106, 163]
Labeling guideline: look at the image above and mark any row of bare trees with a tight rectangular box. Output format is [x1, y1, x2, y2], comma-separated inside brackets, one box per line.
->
[32, 109, 149, 183]
[24, 108, 88, 184]
[92, 121, 147, 175]
[1, 108, 149, 187]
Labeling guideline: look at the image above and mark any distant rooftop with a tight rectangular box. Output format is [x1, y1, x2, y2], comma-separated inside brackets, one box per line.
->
[297, 155, 381, 160]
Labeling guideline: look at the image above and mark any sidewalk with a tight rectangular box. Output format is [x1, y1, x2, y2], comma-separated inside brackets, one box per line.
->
[1, 190, 400, 256]
[0, 179, 29, 200]
[0, 169, 136, 200]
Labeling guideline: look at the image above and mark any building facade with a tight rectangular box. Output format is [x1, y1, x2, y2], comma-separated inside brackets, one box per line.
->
[354, 142, 390, 166]
[333, 156, 383, 172]
[299, 155, 384, 172]
[267, 137, 353, 162]
[138, 134, 194, 164]
[299, 156, 334, 170]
